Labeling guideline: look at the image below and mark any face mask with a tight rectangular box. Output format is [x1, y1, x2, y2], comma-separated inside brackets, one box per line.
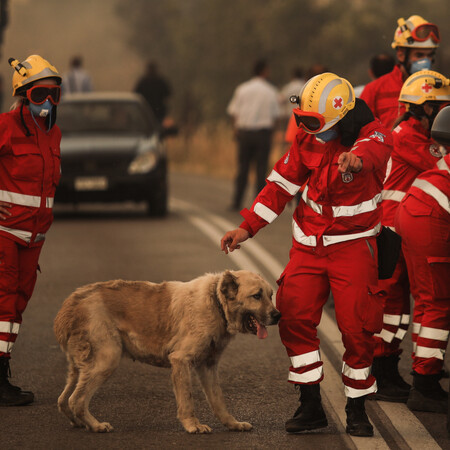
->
[315, 128, 338, 143]
[28, 99, 53, 118]
[410, 58, 432, 74]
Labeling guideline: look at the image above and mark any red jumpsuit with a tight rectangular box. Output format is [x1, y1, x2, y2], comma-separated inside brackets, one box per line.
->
[0, 105, 61, 357]
[360, 65, 406, 130]
[395, 155, 450, 376]
[376, 117, 446, 358]
[239, 121, 392, 398]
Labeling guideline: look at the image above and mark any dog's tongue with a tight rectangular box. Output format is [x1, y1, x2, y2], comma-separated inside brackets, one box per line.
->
[256, 322, 268, 339]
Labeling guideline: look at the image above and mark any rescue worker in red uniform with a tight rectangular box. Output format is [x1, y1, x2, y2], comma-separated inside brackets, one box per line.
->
[221, 73, 392, 437]
[361, 15, 444, 400]
[373, 71, 450, 403]
[0, 55, 62, 406]
[395, 103, 450, 414]
[361, 15, 441, 130]
[396, 154, 450, 413]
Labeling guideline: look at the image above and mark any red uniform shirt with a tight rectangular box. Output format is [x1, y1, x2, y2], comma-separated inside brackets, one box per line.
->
[0, 106, 61, 245]
[382, 116, 445, 227]
[360, 65, 406, 130]
[405, 153, 450, 216]
[240, 120, 393, 247]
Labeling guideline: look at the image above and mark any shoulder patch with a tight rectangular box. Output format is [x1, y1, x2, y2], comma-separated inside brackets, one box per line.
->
[369, 131, 385, 142]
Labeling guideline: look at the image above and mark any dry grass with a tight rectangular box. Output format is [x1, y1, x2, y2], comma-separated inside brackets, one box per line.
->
[166, 122, 288, 179]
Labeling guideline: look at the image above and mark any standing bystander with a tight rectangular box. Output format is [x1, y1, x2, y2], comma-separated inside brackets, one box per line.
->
[227, 59, 280, 211]
[62, 55, 93, 95]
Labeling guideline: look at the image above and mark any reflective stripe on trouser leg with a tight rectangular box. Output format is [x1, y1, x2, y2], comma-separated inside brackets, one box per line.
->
[276, 246, 329, 384]
[373, 252, 410, 358]
[330, 238, 380, 396]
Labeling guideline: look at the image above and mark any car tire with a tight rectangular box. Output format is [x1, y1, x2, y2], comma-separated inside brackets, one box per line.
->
[146, 182, 168, 217]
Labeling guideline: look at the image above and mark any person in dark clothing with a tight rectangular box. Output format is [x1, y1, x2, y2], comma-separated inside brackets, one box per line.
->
[134, 61, 171, 124]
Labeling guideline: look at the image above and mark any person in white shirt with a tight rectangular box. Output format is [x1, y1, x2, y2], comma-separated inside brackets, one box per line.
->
[227, 59, 280, 210]
[62, 56, 93, 95]
[279, 66, 305, 124]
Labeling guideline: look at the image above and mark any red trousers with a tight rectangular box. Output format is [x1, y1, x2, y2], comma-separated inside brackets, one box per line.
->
[395, 196, 450, 375]
[276, 237, 385, 398]
[0, 236, 43, 357]
[374, 251, 410, 358]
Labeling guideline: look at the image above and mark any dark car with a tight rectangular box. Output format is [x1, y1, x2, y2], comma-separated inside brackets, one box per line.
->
[56, 92, 174, 216]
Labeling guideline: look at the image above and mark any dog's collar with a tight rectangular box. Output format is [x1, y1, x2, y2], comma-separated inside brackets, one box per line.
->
[212, 282, 228, 328]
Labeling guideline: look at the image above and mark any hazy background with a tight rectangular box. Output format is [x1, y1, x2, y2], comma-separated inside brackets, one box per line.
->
[1, 0, 449, 122]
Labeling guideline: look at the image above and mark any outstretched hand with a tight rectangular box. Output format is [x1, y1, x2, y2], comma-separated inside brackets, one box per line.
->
[220, 228, 250, 254]
[338, 152, 362, 173]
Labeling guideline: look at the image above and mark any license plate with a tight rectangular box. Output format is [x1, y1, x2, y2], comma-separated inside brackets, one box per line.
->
[74, 176, 108, 191]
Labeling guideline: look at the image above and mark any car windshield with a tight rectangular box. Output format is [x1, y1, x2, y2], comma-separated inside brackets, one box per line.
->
[58, 100, 154, 136]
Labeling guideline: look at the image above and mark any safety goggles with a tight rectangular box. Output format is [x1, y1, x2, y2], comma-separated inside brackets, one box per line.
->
[26, 85, 61, 105]
[412, 23, 440, 44]
[293, 108, 325, 133]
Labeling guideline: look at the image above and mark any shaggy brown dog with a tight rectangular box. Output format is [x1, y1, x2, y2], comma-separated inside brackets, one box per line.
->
[54, 270, 280, 433]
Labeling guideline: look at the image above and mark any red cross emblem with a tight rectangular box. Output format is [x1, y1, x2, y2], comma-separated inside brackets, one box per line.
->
[421, 83, 432, 93]
[333, 96, 343, 109]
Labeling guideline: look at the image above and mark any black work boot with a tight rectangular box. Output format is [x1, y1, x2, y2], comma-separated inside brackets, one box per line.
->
[407, 372, 448, 414]
[370, 355, 410, 403]
[285, 384, 328, 433]
[0, 357, 34, 406]
[345, 396, 374, 437]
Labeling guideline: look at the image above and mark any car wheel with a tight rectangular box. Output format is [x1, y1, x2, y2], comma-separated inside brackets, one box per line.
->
[146, 182, 168, 217]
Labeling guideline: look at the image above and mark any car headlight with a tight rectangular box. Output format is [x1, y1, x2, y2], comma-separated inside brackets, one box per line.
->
[128, 151, 159, 174]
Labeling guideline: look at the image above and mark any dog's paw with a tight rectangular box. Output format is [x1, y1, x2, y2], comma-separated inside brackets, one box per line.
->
[91, 422, 114, 433]
[228, 421, 253, 432]
[183, 420, 212, 434]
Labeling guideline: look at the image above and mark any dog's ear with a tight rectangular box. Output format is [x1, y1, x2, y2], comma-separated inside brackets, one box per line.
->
[220, 271, 239, 300]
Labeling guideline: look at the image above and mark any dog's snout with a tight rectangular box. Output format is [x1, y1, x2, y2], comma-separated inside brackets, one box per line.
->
[271, 310, 281, 324]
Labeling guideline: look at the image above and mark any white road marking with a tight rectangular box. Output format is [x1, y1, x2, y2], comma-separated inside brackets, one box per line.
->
[171, 197, 441, 449]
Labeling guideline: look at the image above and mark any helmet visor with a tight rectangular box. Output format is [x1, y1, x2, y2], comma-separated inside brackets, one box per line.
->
[293, 108, 325, 133]
[412, 23, 440, 43]
[26, 85, 61, 105]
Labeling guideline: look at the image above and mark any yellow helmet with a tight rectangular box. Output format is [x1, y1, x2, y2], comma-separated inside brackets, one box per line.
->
[293, 72, 355, 134]
[9, 55, 61, 96]
[392, 15, 440, 49]
[399, 70, 450, 107]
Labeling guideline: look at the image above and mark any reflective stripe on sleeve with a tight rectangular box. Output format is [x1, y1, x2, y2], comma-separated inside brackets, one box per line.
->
[0, 322, 20, 334]
[290, 350, 321, 368]
[437, 158, 450, 173]
[382, 190, 406, 202]
[253, 202, 278, 223]
[412, 179, 450, 214]
[0, 189, 53, 209]
[419, 326, 449, 342]
[267, 170, 301, 196]
[289, 366, 323, 383]
[412, 322, 421, 335]
[342, 362, 371, 381]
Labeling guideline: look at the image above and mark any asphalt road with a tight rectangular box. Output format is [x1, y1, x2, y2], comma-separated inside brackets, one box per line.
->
[2, 171, 449, 450]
